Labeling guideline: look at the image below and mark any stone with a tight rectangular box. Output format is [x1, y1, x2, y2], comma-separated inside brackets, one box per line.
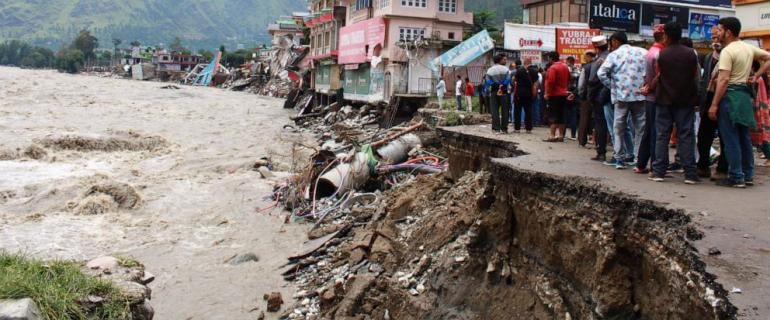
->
[227, 253, 259, 265]
[265, 292, 283, 312]
[348, 248, 366, 264]
[257, 311, 265, 320]
[416, 283, 426, 293]
[0, 298, 43, 320]
[409, 288, 419, 296]
[141, 271, 155, 285]
[114, 280, 151, 304]
[707, 247, 721, 256]
[416, 255, 431, 275]
[86, 256, 119, 272]
[454, 256, 466, 263]
[257, 166, 274, 179]
[321, 289, 336, 307]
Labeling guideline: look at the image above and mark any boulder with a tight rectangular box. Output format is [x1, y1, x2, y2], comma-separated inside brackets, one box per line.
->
[0, 298, 43, 320]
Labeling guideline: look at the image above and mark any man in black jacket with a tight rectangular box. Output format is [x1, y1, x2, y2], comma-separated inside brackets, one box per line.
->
[513, 59, 538, 132]
[587, 36, 610, 161]
[696, 27, 728, 179]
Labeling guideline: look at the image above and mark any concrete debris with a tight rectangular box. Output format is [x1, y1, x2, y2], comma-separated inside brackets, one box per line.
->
[82, 256, 154, 319]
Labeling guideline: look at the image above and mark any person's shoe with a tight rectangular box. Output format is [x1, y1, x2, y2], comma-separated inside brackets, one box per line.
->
[591, 154, 606, 162]
[667, 163, 684, 173]
[697, 168, 711, 178]
[710, 171, 727, 181]
[567, 136, 577, 141]
[715, 179, 746, 188]
[745, 178, 754, 186]
[625, 161, 637, 167]
[684, 176, 701, 185]
[615, 162, 627, 170]
[603, 159, 618, 166]
[526, 130, 532, 134]
[633, 167, 649, 174]
[649, 176, 665, 182]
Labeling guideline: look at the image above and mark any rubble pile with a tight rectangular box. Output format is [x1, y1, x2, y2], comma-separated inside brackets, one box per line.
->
[277, 172, 494, 319]
[222, 35, 310, 98]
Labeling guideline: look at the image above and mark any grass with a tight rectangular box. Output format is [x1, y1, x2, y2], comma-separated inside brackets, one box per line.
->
[115, 256, 142, 270]
[0, 252, 133, 320]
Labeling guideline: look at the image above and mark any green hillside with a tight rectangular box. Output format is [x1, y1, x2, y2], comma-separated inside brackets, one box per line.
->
[0, 0, 306, 50]
[466, 0, 523, 25]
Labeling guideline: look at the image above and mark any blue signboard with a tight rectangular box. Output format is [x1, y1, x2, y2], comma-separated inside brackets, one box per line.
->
[430, 30, 495, 72]
[689, 13, 720, 41]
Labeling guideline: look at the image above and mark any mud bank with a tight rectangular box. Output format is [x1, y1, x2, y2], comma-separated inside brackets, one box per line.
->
[281, 128, 738, 319]
[437, 128, 736, 319]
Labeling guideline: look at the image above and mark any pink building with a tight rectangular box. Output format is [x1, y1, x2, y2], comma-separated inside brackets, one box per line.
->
[340, 0, 472, 102]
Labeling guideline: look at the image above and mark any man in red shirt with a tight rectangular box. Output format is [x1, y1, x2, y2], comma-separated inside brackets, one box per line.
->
[544, 51, 571, 142]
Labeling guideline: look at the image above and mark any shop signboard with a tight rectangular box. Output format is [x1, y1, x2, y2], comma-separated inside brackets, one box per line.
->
[641, 3, 690, 37]
[556, 28, 601, 60]
[430, 30, 495, 71]
[338, 17, 386, 65]
[589, 0, 641, 34]
[689, 12, 721, 41]
[504, 23, 556, 51]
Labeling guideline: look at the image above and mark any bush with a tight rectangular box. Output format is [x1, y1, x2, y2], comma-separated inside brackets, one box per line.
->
[56, 48, 85, 74]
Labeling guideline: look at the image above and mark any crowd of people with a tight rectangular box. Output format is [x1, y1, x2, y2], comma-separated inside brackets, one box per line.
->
[469, 17, 770, 188]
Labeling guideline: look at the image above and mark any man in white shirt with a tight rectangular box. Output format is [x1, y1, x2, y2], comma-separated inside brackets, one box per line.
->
[455, 75, 463, 111]
[436, 78, 446, 108]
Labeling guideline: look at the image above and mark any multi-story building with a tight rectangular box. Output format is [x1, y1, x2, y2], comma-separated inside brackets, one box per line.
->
[339, 0, 473, 103]
[521, 0, 734, 46]
[306, 0, 348, 105]
[734, 0, 770, 49]
[268, 15, 308, 46]
[152, 51, 207, 72]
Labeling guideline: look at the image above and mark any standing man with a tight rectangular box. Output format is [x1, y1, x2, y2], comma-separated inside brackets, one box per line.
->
[578, 51, 596, 147]
[436, 77, 446, 108]
[566, 56, 580, 140]
[513, 59, 537, 133]
[708, 17, 770, 187]
[464, 77, 474, 112]
[588, 36, 611, 161]
[544, 51, 571, 142]
[486, 54, 512, 133]
[598, 31, 647, 169]
[455, 75, 464, 111]
[696, 27, 729, 179]
[636, 25, 665, 174]
[649, 22, 701, 184]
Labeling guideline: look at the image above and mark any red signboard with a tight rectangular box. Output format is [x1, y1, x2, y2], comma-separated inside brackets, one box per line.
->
[338, 17, 387, 65]
[555, 28, 600, 61]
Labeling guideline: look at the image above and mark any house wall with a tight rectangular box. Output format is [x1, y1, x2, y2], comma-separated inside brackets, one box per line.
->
[373, 0, 472, 24]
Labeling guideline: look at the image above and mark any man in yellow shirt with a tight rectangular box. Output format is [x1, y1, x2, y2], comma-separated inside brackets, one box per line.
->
[709, 17, 770, 188]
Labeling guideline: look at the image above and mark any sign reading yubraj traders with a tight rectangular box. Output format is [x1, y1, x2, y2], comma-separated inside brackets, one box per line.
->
[556, 28, 600, 60]
[338, 17, 387, 65]
[589, 0, 641, 34]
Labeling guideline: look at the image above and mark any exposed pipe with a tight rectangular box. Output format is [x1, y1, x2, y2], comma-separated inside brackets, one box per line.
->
[314, 152, 371, 199]
[376, 133, 422, 164]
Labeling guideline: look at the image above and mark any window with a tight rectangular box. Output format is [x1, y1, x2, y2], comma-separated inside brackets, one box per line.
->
[355, 0, 371, 10]
[438, 0, 456, 13]
[380, 0, 390, 8]
[401, 0, 426, 8]
[448, 32, 455, 40]
[399, 27, 425, 41]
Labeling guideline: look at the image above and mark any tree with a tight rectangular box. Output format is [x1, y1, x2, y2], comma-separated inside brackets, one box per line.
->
[466, 10, 502, 41]
[198, 49, 214, 62]
[72, 30, 98, 60]
[56, 48, 85, 73]
[130, 40, 141, 47]
[170, 36, 185, 53]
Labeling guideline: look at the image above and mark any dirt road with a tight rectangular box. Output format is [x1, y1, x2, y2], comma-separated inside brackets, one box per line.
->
[0, 66, 312, 319]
